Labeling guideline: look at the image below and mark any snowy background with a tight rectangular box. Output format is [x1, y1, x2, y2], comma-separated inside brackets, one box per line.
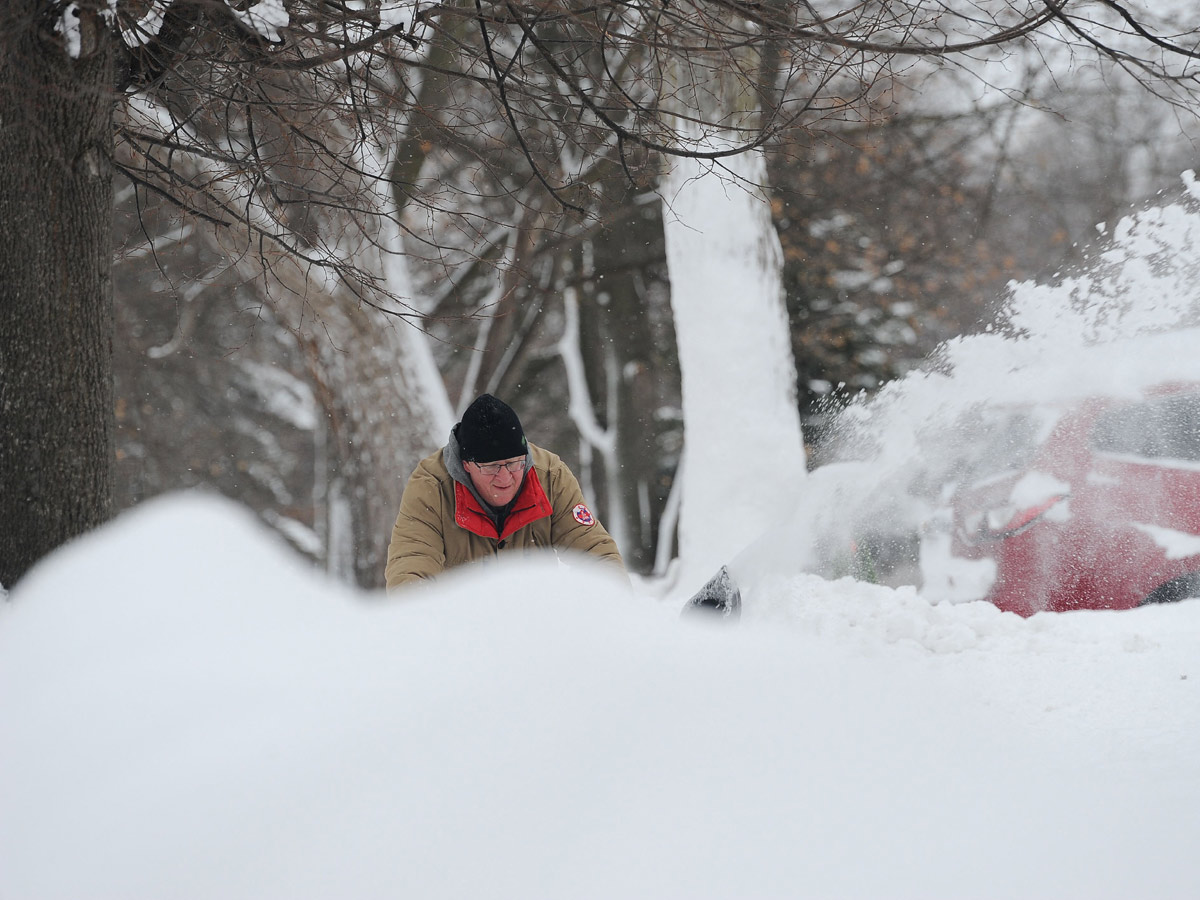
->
[5, 178, 1200, 898]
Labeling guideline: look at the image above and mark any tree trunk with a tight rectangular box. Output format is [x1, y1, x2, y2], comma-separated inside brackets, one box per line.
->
[659, 40, 807, 591]
[580, 202, 675, 573]
[661, 143, 806, 591]
[302, 299, 451, 589]
[0, 6, 116, 588]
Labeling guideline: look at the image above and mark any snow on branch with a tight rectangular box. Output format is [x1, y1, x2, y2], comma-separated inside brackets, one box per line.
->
[557, 287, 615, 455]
[225, 0, 288, 43]
[118, 0, 169, 48]
[57, 1, 289, 58]
[120, 93, 421, 322]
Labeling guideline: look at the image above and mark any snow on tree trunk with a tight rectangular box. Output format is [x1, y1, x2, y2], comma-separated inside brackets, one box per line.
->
[557, 286, 626, 550]
[661, 140, 806, 590]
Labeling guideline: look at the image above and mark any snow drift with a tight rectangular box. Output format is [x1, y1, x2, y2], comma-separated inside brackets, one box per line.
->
[2, 492, 1198, 899]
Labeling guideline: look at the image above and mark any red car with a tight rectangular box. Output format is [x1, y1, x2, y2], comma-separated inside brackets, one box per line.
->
[947, 383, 1200, 616]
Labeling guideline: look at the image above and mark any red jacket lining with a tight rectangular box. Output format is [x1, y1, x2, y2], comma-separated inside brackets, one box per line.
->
[453, 470, 554, 540]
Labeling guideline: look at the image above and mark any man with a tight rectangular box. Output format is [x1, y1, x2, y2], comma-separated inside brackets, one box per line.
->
[385, 393, 625, 590]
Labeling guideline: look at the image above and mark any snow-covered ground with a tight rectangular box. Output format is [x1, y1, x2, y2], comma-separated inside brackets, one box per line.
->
[2, 492, 1198, 899]
[7, 178, 1200, 899]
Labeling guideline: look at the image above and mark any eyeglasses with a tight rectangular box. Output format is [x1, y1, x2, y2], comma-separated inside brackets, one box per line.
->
[472, 459, 526, 477]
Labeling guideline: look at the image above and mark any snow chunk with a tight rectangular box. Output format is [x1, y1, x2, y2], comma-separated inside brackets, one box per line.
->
[54, 3, 82, 58]
[1133, 522, 1200, 560]
[1183, 169, 1200, 203]
[1009, 470, 1071, 510]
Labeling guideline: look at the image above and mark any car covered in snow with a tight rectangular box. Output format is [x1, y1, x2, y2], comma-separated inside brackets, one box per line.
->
[939, 382, 1200, 615]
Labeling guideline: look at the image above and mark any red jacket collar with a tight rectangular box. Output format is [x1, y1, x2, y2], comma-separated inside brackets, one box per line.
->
[454, 469, 553, 540]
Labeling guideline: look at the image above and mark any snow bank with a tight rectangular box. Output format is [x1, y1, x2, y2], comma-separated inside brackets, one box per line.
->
[2, 493, 1198, 899]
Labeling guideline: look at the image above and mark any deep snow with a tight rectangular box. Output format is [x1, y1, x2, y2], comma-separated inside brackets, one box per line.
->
[7, 178, 1200, 899]
[1, 493, 1198, 899]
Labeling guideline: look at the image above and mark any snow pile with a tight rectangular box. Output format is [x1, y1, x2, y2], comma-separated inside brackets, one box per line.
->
[745, 570, 1022, 653]
[2, 493, 1198, 898]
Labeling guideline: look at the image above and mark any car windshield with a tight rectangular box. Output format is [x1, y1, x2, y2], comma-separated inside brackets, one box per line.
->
[1090, 392, 1200, 462]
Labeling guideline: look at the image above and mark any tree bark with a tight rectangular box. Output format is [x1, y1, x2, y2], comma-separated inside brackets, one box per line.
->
[581, 201, 674, 573]
[0, 5, 116, 588]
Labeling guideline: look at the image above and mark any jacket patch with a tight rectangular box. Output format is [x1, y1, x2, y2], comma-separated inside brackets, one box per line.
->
[572, 503, 596, 527]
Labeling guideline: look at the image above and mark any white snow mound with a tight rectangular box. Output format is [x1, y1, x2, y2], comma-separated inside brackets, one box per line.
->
[1, 493, 1198, 899]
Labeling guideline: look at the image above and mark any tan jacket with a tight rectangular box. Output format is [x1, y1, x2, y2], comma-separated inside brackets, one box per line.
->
[385, 442, 625, 590]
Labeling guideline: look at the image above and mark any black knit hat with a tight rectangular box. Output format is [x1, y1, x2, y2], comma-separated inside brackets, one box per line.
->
[457, 394, 527, 463]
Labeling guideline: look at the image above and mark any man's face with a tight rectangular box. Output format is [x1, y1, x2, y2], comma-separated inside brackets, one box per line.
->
[466, 455, 527, 507]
